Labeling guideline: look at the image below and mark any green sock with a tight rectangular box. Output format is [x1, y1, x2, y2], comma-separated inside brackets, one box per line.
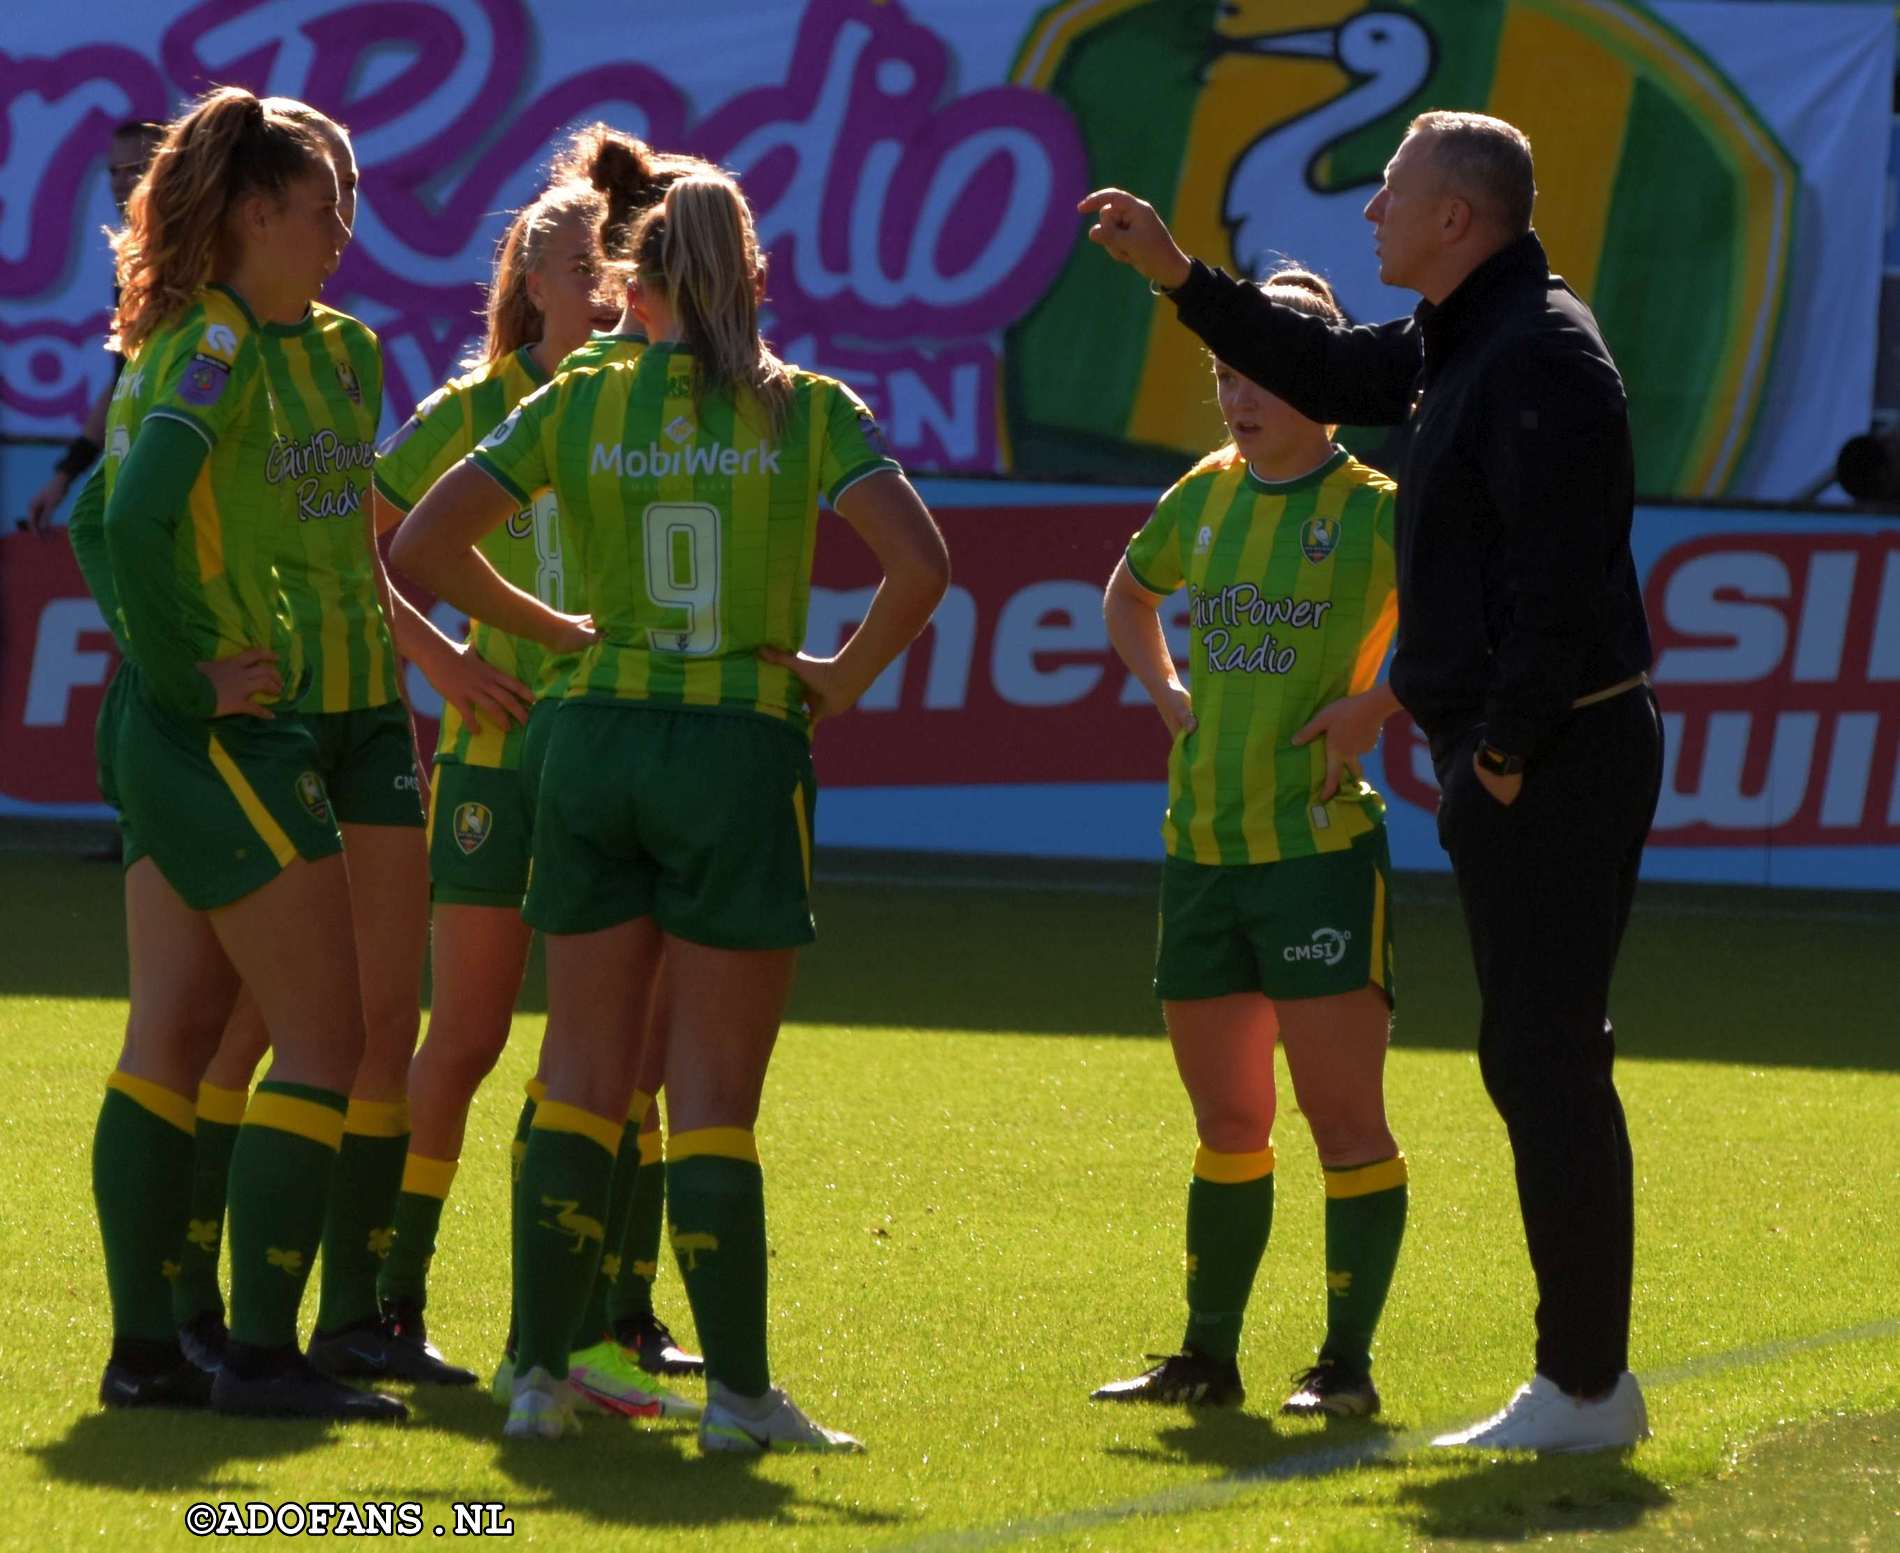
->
[1182, 1144, 1275, 1362]
[504, 1080, 543, 1357]
[314, 1099, 409, 1334]
[666, 1129, 769, 1397]
[1319, 1156, 1408, 1377]
[94, 1074, 197, 1343]
[610, 1127, 666, 1326]
[377, 1154, 459, 1308]
[225, 1080, 347, 1350]
[171, 1081, 247, 1326]
[514, 1101, 620, 1380]
[572, 1090, 651, 1349]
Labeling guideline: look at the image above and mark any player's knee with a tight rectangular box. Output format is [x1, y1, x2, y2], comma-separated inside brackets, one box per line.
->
[1193, 1102, 1274, 1156]
[1309, 1115, 1397, 1167]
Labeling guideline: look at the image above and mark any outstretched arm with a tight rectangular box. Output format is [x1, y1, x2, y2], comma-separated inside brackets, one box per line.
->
[1079, 188, 1422, 427]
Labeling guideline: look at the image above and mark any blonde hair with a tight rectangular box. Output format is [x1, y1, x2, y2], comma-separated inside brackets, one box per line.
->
[549, 122, 715, 265]
[109, 87, 328, 354]
[1189, 266, 1345, 477]
[262, 98, 351, 171]
[473, 179, 604, 367]
[628, 172, 794, 436]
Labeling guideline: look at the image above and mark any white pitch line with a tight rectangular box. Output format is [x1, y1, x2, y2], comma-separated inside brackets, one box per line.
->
[881, 1316, 1900, 1553]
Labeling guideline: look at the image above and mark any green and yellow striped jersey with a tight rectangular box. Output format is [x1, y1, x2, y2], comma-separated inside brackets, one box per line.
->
[259, 303, 398, 712]
[1126, 447, 1398, 865]
[471, 342, 899, 735]
[557, 329, 646, 375]
[102, 283, 300, 702]
[374, 346, 558, 767]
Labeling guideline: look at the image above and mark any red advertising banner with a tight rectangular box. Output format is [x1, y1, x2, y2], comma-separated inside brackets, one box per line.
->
[7, 505, 1899, 888]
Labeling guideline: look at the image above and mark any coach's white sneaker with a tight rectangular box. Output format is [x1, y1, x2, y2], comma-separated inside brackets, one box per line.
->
[698, 1382, 864, 1455]
[1431, 1372, 1649, 1453]
[502, 1365, 582, 1440]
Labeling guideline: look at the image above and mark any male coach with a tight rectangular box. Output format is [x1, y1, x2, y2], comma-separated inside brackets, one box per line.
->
[1081, 111, 1663, 1452]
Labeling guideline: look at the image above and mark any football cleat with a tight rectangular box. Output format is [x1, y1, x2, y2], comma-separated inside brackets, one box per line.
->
[307, 1311, 475, 1387]
[176, 1309, 229, 1375]
[567, 1339, 700, 1419]
[1091, 1349, 1245, 1407]
[613, 1312, 705, 1378]
[100, 1345, 214, 1410]
[211, 1344, 406, 1421]
[378, 1299, 479, 1386]
[1281, 1361, 1380, 1418]
[1431, 1371, 1650, 1453]
[502, 1365, 582, 1440]
[698, 1383, 864, 1455]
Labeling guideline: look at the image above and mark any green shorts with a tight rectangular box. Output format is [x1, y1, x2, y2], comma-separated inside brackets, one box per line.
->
[297, 703, 423, 828]
[95, 659, 148, 870]
[1155, 827, 1395, 1004]
[113, 676, 343, 910]
[425, 697, 560, 908]
[524, 702, 816, 948]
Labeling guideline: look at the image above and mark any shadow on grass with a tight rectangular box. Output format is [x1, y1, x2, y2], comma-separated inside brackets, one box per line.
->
[1397, 1450, 1671, 1542]
[27, 1408, 357, 1493]
[409, 1389, 910, 1533]
[1104, 1407, 1399, 1475]
[7, 844, 1896, 1068]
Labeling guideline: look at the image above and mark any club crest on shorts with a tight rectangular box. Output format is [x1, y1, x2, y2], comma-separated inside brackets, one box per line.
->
[335, 361, 362, 405]
[295, 771, 329, 822]
[453, 801, 493, 855]
[1301, 516, 1339, 564]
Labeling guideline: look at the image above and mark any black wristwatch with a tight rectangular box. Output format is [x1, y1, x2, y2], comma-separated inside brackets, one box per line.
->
[1475, 741, 1525, 777]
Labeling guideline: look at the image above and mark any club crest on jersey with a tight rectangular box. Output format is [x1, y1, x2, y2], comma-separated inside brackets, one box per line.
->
[1301, 516, 1339, 564]
[335, 362, 362, 405]
[295, 771, 329, 822]
[453, 801, 493, 855]
[178, 355, 231, 408]
[1193, 525, 1214, 554]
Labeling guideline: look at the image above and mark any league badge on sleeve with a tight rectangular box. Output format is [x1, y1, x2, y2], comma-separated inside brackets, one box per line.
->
[179, 354, 231, 408]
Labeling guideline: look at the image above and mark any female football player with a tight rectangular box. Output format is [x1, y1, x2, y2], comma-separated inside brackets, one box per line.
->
[371, 129, 702, 1416]
[91, 85, 402, 1421]
[1093, 268, 1409, 1418]
[391, 169, 950, 1449]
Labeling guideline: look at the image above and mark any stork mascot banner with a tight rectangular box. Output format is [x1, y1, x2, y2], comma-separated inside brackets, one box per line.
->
[0, 0, 1887, 501]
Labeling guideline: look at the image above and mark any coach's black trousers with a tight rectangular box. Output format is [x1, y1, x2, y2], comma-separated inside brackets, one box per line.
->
[1432, 689, 1664, 1398]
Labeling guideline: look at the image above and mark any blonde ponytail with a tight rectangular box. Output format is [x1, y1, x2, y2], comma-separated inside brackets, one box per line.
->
[628, 172, 793, 437]
[110, 87, 326, 354]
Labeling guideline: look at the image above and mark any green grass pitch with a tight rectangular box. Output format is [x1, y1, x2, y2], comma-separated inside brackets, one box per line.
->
[2, 846, 1896, 1551]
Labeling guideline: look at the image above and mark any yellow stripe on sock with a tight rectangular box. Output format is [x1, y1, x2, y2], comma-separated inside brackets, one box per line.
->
[627, 1088, 654, 1125]
[107, 1071, 196, 1136]
[207, 734, 297, 866]
[1194, 1144, 1275, 1184]
[245, 1091, 346, 1150]
[195, 1081, 249, 1127]
[638, 1131, 664, 1166]
[533, 1100, 622, 1157]
[1324, 1155, 1409, 1199]
[525, 1078, 548, 1106]
[401, 1153, 459, 1199]
[344, 1097, 410, 1138]
[668, 1127, 760, 1165]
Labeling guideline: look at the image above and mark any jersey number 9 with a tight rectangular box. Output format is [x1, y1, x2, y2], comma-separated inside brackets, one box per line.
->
[643, 501, 722, 656]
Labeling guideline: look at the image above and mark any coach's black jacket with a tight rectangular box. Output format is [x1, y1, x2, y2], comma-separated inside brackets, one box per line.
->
[1168, 232, 1652, 761]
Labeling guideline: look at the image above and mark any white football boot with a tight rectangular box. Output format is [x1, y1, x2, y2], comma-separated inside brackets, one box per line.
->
[1431, 1371, 1649, 1453]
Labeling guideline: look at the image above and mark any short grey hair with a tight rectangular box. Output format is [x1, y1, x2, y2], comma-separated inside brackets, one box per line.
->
[1407, 111, 1535, 235]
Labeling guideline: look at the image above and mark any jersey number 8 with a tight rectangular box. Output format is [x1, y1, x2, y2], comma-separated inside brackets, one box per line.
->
[643, 501, 721, 656]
